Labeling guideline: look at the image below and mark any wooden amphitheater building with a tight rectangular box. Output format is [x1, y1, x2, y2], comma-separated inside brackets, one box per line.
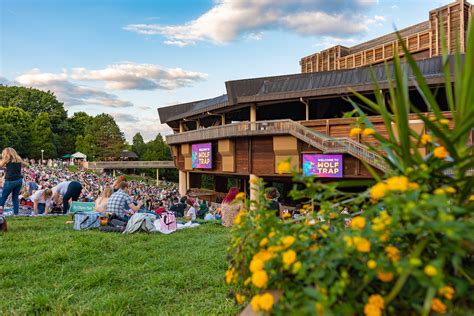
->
[158, 0, 472, 198]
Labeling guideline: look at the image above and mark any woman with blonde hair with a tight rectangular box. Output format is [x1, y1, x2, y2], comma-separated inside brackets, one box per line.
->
[0, 147, 29, 215]
[31, 189, 53, 215]
[95, 186, 113, 213]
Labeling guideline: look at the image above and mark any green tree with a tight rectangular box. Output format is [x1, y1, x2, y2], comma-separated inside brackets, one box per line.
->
[84, 114, 125, 160]
[132, 132, 147, 158]
[0, 107, 32, 157]
[75, 134, 98, 159]
[30, 112, 57, 159]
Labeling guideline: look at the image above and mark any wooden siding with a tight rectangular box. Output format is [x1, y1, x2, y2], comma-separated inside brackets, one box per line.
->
[251, 137, 275, 174]
[235, 138, 250, 173]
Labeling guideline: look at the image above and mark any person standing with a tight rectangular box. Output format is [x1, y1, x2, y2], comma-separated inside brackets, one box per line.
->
[0, 148, 29, 215]
[52, 180, 83, 214]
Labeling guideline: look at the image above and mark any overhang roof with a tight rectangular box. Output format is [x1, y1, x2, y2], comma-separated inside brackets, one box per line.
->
[158, 55, 457, 124]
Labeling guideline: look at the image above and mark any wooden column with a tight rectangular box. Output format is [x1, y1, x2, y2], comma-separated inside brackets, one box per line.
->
[250, 104, 257, 131]
[179, 170, 187, 196]
[156, 169, 159, 186]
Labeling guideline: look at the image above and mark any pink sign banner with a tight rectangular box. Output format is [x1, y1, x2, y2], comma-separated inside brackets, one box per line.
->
[302, 154, 343, 178]
[192, 143, 212, 169]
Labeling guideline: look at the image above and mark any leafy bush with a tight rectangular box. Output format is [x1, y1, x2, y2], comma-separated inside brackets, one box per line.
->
[226, 24, 474, 315]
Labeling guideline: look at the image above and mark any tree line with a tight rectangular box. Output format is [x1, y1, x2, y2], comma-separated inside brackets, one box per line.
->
[0, 85, 173, 179]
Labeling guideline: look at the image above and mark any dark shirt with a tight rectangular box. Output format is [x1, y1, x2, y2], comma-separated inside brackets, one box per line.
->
[268, 200, 280, 217]
[170, 202, 186, 217]
[5, 162, 22, 181]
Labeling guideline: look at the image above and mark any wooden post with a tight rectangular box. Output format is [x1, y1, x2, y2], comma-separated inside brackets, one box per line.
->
[113, 169, 116, 177]
[179, 122, 184, 133]
[222, 113, 225, 125]
[179, 170, 187, 196]
[250, 104, 257, 131]
[249, 174, 259, 211]
[156, 169, 159, 186]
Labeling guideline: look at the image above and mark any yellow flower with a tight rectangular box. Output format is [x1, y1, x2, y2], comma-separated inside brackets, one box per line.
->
[424, 265, 437, 277]
[377, 270, 394, 282]
[277, 161, 291, 174]
[353, 237, 371, 253]
[344, 236, 354, 247]
[244, 277, 251, 286]
[439, 118, 449, 125]
[364, 304, 382, 316]
[408, 182, 420, 190]
[282, 236, 296, 248]
[386, 175, 409, 191]
[225, 267, 237, 284]
[445, 187, 456, 194]
[421, 134, 433, 144]
[434, 188, 445, 195]
[259, 237, 269, 247]
[268, 231, 276, 238]
[250, 258, 264, 273]
[438, 286, 455, 300]
[385, 246, 400, 262]
[367, 260, 377, 269]
[252, 270, 268, 288]
[249, 176, 258, 184]
[235, 293, 246, 304]
[282, 250, 297, 266]
[362, 128, 375, 136]
[292, 261, 302, 273]
[470, 195, 474, 201]
[254, 250, 274, 262]
[434, 146, 449, 159]
[370, 182, 388, 200]
[379, 232, 390, 242]
[350, 216, 366, 230]
[235, 192, 246, 200]
[350, 127, 363, 137]
[234, 210, 246, 225]
[431, 298, 447, 314]
[251, 293, 274, 312]
[368, 294, 384, 309]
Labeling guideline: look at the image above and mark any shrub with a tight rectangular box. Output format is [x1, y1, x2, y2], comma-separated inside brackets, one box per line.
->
[227, 23, 474, 315]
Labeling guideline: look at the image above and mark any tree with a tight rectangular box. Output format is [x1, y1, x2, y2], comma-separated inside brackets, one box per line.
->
[0, 107, 32, 157]
[30, 112, 57, 159]
[75, 134, 98, 159]
[84, 114, 125, 160]
[132, 133, 147, 158]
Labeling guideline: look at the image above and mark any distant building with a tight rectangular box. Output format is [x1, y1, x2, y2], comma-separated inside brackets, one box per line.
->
[120, 150, 139, 161]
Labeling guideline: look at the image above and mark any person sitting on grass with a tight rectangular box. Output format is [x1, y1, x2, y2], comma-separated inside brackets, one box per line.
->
[107, 181, 142, 225]
[31, 189, 53, 215]
[170, 197, 186, 217]
[185, 200, 197, 221]
[198, 200, 209, 219]
[265, 187, 281, 217]
[95, 186, 113, 213]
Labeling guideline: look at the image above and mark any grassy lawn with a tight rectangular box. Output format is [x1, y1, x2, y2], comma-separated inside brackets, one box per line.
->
[0, 217, 238, 315]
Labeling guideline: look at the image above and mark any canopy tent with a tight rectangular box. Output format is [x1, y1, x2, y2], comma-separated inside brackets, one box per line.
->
[62, 154, 72, 159]
[71, 152, 87, 159]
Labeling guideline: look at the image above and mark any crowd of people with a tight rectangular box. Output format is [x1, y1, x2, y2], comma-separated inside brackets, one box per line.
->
[0, 147, 290, 231]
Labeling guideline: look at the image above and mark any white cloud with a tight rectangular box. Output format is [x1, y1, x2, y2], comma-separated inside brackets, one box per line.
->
[71, 63, 207, 90]
[111, 113, 141, 123]
[15, 69, 133, 108]
[120, 119, 173, 141]
[124, 0, 378, 46]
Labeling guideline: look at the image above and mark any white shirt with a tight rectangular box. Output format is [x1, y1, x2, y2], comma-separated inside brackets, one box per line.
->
[52, 181, 71, 196]
[187, 207, 197, 220]
[31, 190, 52, 205]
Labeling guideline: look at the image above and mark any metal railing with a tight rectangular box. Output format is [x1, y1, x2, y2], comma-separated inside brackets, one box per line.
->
[85, 161, 176, 169]
[166, 120, 389, 171]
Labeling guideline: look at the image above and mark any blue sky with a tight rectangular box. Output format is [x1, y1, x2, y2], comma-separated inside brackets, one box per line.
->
[0, 0, 452, 141]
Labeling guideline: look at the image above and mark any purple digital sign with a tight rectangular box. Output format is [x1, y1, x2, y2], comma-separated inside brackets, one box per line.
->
[302, 154, 343, 178]
[192, 143, 212, 169]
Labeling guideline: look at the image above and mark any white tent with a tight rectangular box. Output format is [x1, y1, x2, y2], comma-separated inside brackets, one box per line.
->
[70, 152, 87, 164]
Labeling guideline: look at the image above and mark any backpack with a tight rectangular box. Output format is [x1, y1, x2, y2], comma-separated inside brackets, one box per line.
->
[160, 212, 177, 233]
[73, 212, 101, 231]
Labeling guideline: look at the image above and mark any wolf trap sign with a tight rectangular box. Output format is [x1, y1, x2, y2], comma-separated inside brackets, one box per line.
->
[192, 143, 212, 169]
[302, 154, 343, 178]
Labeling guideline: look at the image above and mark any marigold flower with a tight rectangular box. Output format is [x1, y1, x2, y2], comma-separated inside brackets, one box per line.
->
[353, 237, 371, 253]
[249, 176, 258, 184]
[368, 294, 384, 309]
[434, 188, 445, 195]
[445, 187, 456, 194]
[252, 270, 268, 288]
[235, 293, 246, 304]
[408, 182, 420, 189]
[386, 175, 409, 191]
[367, 260, 377, 269]
[234, 210, 246, 225]
[370, 182, 388, 200]
[268, 231, 276, 238]
[292, 261, 302, 273]
[250, 258, 264, 273]
[225, 267, 237, 284]
[470, 195, 474, 201]
[282, 250, 297, 265]
[385, 246, 400, 262]
[362, 128, 375, 136]
[438, 286, 455, 300]
[431, 298, 447, 314]
[254, 250, 274, 262]
[282, 236, 296, 248]
[251, 293, 274, 312]
[424, 265, 437, 277]
[277, 161, 291, 174]
[439, 118, 449, 125]
[350, 127, 363, 137]
[364, 303, 382, 316]
[421, 134, 433, 144]
[259, 237, 269, 247]
[350, 216, 366, 230]
[344, 236, 353, 247]
[379, 232, 390, 242]
[433, 146, 449, 159]
[377, 270, 394, 282]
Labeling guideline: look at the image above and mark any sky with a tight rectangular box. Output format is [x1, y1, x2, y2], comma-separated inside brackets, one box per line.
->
[0, 0, 453, 142]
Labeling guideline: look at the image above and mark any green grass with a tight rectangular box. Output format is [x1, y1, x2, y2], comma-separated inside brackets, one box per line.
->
[0, 217, 238, 315]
